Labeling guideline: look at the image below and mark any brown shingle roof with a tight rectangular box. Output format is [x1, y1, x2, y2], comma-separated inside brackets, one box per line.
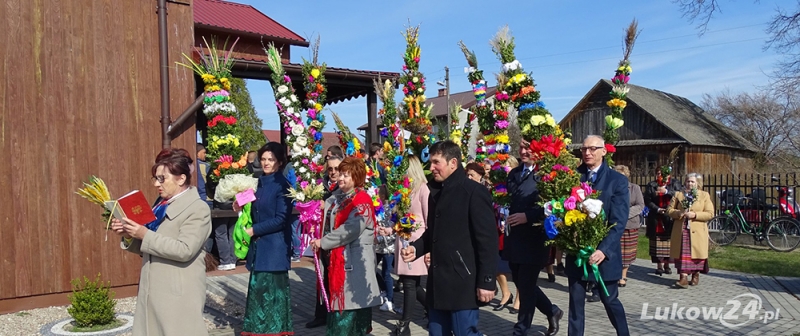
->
[561, 79, 759, 152]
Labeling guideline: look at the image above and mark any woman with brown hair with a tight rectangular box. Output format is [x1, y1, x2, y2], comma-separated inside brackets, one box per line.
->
[236, 142, 295, 335]
[310, 157, 381, 335]
[111, 148, 212, 336]
[668, 173, 713, 288]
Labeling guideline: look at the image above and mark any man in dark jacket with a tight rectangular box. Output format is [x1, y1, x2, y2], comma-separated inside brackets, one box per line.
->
[504, 141, 563, 336]
[567, 135, 630, 336]
[402, 140, 497, 336]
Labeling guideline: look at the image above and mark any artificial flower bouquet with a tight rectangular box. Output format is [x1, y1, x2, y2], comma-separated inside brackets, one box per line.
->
[543, 181, 612, 296]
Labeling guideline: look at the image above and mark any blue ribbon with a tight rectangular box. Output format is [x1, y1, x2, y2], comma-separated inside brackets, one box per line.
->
[421, 146, 430, 162]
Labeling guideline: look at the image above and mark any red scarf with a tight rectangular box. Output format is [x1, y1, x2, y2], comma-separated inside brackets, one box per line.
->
[328, 189, 375, 312]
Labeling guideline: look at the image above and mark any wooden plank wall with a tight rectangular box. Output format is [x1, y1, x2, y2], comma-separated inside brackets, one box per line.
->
[563, 86, 677, 142]
[0, 0, 196, 301]
[194, 27, 290, 64]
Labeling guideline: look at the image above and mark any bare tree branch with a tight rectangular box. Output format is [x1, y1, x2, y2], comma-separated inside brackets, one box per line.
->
[672, 0, 722, 34]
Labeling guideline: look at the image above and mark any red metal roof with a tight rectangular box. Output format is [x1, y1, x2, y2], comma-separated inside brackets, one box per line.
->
[194, 0, 308, 46]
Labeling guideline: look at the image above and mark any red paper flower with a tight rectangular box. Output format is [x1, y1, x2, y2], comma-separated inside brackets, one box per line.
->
[605, 143, 616, 153]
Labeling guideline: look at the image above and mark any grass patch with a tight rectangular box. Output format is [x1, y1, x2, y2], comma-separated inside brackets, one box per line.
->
[64, 318, 125, 332]
[636, 234, 800, 277]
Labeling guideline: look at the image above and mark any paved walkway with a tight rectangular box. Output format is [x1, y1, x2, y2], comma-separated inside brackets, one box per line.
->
[205, 258, 800, 335]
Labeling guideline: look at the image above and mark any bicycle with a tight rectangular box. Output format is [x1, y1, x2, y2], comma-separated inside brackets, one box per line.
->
[707, 194, 800, 252]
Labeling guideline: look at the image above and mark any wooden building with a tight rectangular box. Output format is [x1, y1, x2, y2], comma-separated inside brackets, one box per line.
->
[560, 79, 759, 176]
[0, 0, 197, 312]
[0, 0, 397, 312]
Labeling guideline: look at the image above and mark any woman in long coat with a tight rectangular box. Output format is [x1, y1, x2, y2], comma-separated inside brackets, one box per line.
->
[644, 166, 682, 275]
[668, 173, 714, 288]
[391, 156, 430, 335]
[310, 157, 381, 335]
[237, 142, 294, 335]
[112, 148, 212, 336]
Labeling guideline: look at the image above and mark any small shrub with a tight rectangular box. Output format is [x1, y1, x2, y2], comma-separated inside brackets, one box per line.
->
[67, 273, 116, 328]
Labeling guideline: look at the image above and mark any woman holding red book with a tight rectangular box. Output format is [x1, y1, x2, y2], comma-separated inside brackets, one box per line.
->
[310, 157, 381, 335]
[111, 148, 212, 336]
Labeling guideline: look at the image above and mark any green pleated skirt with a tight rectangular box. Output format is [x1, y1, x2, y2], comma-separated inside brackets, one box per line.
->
[326, 308, 372, 336]
[242, 271, 293, 336]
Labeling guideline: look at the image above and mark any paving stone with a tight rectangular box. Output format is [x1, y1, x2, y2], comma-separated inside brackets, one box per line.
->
[204, 258, 799, 335]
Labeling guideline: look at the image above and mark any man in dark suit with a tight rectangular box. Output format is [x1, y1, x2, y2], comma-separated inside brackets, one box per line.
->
[505, 141, 563, 336]
[567, 135, 630, 336]
[401, 140, 497, 336]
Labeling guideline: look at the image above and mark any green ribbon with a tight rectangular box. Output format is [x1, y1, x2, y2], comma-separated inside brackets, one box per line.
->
[233, 203, 253, 260]
[575, 246, 609, 297]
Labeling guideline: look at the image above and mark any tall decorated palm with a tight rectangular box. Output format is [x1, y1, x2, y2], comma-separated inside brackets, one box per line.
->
[604, 20, 640, 166]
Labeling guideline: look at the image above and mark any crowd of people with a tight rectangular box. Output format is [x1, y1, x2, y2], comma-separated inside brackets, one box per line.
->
[108, 134, 712, 336]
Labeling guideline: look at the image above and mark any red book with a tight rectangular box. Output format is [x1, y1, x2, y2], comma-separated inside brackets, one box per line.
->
[104, 190, 156, 225]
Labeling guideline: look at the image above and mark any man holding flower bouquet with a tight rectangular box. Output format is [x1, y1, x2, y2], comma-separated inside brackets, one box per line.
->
[566, 135, 630, 336]
[504, 140, 563, 336]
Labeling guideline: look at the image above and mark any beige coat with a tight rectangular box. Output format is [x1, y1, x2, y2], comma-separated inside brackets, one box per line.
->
[668, 190, 714, 260]
[121, 187, 212, 336]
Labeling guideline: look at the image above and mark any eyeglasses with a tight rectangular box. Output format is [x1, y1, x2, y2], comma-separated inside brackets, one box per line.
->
[327, 167, 339, 173]
[151, 175, 166, 183]
[579, 146, 603, 153]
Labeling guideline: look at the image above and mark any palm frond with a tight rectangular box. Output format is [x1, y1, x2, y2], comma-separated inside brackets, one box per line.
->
[622, 19, 641, 61]
[458, 41, 478, 68]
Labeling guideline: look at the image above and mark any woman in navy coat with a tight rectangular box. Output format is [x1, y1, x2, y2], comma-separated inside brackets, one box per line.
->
[237, 142, 294, 335]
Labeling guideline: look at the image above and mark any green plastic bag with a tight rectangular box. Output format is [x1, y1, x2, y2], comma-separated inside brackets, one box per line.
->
[233, 203, 253, 260]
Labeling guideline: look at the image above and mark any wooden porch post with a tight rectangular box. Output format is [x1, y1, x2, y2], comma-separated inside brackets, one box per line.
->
[367, 91, 378, 147]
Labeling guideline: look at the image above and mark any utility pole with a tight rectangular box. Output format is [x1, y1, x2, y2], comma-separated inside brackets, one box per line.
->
[445, 66, 451, 134]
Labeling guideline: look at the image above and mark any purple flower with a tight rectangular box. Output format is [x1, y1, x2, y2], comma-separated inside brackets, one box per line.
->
[495, 120, 509, 129]
[300, 181, 309, 189]
[284, 75, 291, 83]
[308, 75, 315, 82]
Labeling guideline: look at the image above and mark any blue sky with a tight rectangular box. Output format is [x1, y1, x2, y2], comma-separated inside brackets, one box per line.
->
[232, 0, 783, 136]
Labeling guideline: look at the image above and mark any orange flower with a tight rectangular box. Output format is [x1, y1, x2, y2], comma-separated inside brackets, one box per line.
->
[213, 169, 221, 177]
[238, 155, 248, 167]
[511, 86, 536, 101]
[496, 153, 509, 161]
[316, 83, 324, 92]
[220, 162, 231, 169]
[549, 171, 558, 179]
[232, 163, 240, 169]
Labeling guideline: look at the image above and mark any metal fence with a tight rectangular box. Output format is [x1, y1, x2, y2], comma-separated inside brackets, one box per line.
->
[630, 173, 799, 217]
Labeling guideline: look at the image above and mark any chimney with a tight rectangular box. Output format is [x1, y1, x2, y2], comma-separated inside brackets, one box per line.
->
[438, 88, 447, 97]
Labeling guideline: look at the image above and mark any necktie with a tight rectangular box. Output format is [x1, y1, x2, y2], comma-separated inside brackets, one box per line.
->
[521, 167, 532, 180]
[588, 171, 597, 184]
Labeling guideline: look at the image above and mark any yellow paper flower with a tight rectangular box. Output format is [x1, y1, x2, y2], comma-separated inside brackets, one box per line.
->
[383, 142, 392, 152]
[545, 115, 556, 127]
[315, 103, 323, 111]
[605, 115, 624, 129]
[564, 210, 587, 226]
[311, 69, 320, 78]
[495, 134, 509, 144]
[607, 98, 627, 109]
[522, 124, 531, 133]
[530, 115, 546, 126]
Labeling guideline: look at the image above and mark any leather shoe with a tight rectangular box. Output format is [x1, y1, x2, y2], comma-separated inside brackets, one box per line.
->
[493, 293, 513, 311]
[393, 320, 411, 336]
[305, 318, 326, 328]
[586, 294, 601, 302]
[546, 306, 563, 336]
